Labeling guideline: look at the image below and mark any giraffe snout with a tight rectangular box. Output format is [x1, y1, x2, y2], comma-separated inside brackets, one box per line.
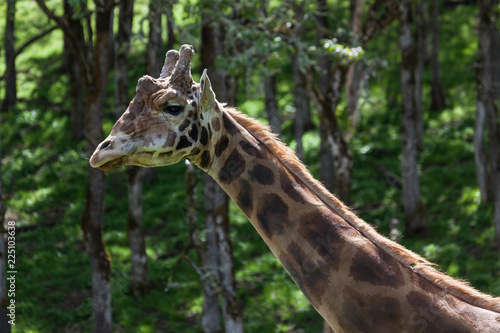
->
[89, 137, 126, 170]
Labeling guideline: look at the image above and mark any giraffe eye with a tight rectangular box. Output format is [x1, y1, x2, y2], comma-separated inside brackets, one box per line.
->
[163, 104, 184, 115]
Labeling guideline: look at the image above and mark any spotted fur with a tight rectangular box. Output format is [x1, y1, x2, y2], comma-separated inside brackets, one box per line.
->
[223, 107, 500, 314]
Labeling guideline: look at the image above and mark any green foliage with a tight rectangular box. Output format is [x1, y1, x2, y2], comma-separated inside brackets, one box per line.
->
[1, 1, 499, 332]
[321, 38, 365, 64]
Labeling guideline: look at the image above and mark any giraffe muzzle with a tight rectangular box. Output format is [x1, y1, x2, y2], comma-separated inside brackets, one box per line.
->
[89, 137, 126, 171]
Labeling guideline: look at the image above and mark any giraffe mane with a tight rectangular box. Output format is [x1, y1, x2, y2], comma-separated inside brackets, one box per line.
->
[225, 107, 500, 314]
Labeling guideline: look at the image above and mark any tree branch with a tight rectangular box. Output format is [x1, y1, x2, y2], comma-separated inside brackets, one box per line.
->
[361, 0, 400, 46]
[0, 25, 58, 81]
[34, 0, 93, 86]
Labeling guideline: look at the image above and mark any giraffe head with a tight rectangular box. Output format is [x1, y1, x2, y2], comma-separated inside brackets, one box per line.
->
[90, 44, 218, 171]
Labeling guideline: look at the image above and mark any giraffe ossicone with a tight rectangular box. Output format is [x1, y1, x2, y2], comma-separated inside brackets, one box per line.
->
[90, 44, 500, 332]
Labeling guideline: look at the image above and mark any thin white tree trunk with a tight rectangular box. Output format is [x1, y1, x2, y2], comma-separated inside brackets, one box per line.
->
[214, 184, 243, 333]
[399, 0, 427, 235]
[202, 174, 223, 333]
[474, 101, 490, 202]
[200, 10, 244, 331]
[126, 167, 150, 295]
[89, 255, 112, 333]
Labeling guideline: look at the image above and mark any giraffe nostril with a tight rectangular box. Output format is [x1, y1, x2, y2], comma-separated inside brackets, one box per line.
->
[100, 140, 112, 150]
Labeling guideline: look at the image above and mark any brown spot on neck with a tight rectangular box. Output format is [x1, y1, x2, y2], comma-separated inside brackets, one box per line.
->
[222, 112, 239, 135]
[218, 149, 245, 184]
[236, 179, 253, 216]
[406, 291, 472, 332]
[211, 117, 221, 132]
[239, 140, 265, 159]
[214, 136, 229, 157]
[249, 164, 275, 185]
[279, 169, 308, 204]
[255, 193, 289, 238]
[198, 150, 211, 169]
[280, 241, 331, 310]
[298, 210, 349, 271]
[340, 286, 403, 332]
[349, 244, 405, 288]
[200, 126, 209, 146]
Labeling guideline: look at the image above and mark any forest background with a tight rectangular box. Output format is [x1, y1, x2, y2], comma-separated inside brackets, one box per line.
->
[0, 0, 500, 332]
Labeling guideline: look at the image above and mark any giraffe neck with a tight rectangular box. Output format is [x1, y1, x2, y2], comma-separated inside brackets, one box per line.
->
[191, 107, 500, 332]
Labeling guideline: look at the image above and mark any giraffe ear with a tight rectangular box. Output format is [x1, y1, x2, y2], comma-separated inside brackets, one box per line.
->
[200, 69, 216, 112]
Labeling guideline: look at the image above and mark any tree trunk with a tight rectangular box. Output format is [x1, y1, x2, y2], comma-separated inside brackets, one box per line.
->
[290, 2, 313, 161]
[200, 12, 224, 333]
[328, 67, 353, 204]
[0, 228, 8, 333]
[146, 0, 163, 77]
[474, 102, 491, 202]
[185, 161, 203, 260]
[82, 85, 113, 329]
[399, 0, 428, 235]
[263, 75, 281, 135]
[349, 0, 364, 35]
[114, 0, 134, 118]
[474, 0, 500, 203]
[345, 61, 369, 142]
[291, 52, 312, 161]
[3, 0, 16, 111]
[35, 1, 114, 329]
[82, 173, 112, 332]
[212, 46, 243, 333]
[165, 0, 176, 51]
[259, 1, 281, 136]
[66, 52, 85, 141]
[308, 64, 353, 204]
[201, 175, 223, 333]
[114, 0, 150, 296]
[319, 125, 335, 193]
[415, 0, 427, 150]
[213, 181, 243, 333]
[82, 1, 115, 331]
[64, 0, 85, 141]
[126, 167, 150, 295]
[345, 0, 369, 143]
[429, 0, 446, 111]
[0, 112, 9, 331]
[316, 0, 335, 196]
[201, 10, 243, 332]
[476, 0, 500, 266]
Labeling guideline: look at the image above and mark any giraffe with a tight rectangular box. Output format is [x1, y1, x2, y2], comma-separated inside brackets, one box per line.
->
[90, 44, 500, 332]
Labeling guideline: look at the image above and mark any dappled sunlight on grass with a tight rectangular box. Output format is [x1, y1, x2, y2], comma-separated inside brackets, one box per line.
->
[459, 187, 482, 215]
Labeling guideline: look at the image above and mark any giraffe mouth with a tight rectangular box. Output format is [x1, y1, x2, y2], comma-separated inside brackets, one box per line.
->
[97, 158, 125, 171]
